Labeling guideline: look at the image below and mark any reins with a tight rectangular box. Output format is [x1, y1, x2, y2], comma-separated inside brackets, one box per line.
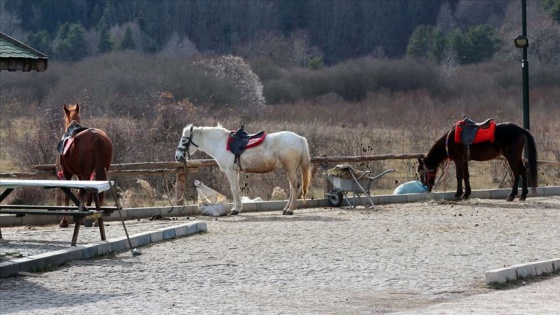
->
[433, 130, 453, 190]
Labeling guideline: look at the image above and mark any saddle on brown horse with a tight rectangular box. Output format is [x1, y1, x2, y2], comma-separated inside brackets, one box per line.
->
[455, 117, 495, 146]
[57, 121, 88, 156]
[454, 117, 496, 160]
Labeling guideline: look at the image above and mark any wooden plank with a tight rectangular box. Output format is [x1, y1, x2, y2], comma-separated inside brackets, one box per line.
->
[0, 204, 118, 211]
[0, 179, 114, 192]
[19, 156, 560, 178]
[0, 209, 96, 216]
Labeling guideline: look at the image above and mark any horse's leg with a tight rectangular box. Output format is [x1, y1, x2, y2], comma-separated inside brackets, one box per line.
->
[506, 157, 524, 201]
[453, 161, 463, 200]
[225, 170, 242, 215]
[283, 169, 299, 215]
[463, 162, 471, 199]
[519, 160, 529, 201]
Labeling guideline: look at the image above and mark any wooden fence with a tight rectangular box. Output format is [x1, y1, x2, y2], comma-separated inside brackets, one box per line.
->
[1, 154, 558, 204]
[2, 154, 424, 203]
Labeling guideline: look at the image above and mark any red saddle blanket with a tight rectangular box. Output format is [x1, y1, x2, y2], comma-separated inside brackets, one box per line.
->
[226, 132, 266, 152]
[61, 138, 75, 156]
[454, 120, 496, 145]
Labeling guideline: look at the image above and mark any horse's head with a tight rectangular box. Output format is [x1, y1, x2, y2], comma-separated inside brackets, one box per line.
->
[63, 103, 81, 129]
[175, 124, 198, 162]
[417, 157, 436, 192]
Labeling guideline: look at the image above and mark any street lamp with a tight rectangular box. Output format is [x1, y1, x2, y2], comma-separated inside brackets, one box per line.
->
[516, 0, 530, 133]
[514, 35, 529, 48]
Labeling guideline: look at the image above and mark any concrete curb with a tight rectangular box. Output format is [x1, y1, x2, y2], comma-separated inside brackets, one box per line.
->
[0, 220, 207, 278]
[485, 258, 560, 284]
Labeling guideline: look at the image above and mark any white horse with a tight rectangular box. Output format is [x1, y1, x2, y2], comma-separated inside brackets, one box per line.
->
[175, 124, 312, 215]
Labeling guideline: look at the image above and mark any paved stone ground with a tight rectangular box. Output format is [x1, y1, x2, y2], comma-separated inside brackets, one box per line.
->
[1, 196, 559, 314]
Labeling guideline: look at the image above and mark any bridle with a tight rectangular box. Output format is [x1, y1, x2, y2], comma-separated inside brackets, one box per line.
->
[176, 125, 198, 160]
[418, 161, 437, 191]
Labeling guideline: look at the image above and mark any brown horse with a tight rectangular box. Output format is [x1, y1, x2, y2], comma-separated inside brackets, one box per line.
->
[417, 121, 537, 201]
[58, 104, 113, 227]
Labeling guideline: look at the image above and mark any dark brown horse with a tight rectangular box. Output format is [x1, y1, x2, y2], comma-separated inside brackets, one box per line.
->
[417, 121, 537, 201]
[58, 104, 113, 227]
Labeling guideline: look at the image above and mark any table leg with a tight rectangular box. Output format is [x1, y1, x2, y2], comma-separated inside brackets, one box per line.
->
[93, 192, 101, 211]
[59, 187, 82, 206]
[0, 188, 14, 203]
[71, 218, 82, 246]
[97, 217, 107, 241]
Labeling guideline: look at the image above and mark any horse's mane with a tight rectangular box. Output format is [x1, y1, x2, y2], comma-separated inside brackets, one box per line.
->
[425, 129, 450, 167]
[185, 123, 228, 134]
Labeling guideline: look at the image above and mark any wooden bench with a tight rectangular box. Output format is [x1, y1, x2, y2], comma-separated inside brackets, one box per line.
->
[0, 179, 120, 246]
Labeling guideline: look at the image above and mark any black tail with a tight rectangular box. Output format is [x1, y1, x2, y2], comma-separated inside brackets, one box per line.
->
[523, 129, 538, 193]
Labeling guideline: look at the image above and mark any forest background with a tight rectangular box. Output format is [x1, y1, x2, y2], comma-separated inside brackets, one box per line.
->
[1, 0, 559, 206]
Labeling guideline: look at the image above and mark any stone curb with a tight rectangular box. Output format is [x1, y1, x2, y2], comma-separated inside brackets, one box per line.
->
[0, 221, 207, 278]
[485, 258, 560, 284]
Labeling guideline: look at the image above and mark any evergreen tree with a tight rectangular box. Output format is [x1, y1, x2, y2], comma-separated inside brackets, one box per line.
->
[446, 29, 466, 64]
[541, 0, 560, 21]
[462, 25, 500, 64]
[120, 26, 136, 50]
[406, 25, 444, 62]
[27, 31, 52, 56]
[55, 22, 89, 61]
[406, 25, 434, 59]
[97, 23, 113, 54]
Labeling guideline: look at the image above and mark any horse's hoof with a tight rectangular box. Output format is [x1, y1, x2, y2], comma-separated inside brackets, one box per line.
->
[506, 196, 515, 202]
[519, 196, 527, 201]
[59, 220, 69, 228]
[462, 195, 470, 200]
[230, 210, 239, 215]
[283, 210, 293, 215]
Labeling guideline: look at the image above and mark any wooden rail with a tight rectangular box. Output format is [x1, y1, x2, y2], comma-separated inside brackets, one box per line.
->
[0, 154, 558, 205]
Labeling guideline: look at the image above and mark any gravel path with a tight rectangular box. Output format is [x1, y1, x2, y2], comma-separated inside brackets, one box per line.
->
[1, 196, 559, 314]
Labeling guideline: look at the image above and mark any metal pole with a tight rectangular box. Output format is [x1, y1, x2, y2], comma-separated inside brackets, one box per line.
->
[521, 0, 530, 131]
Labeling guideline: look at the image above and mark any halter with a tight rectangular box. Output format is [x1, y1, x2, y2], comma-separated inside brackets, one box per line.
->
[419, 161, 437, 192]
[177, 125, 198, 160]
[424, 169, 437, 191]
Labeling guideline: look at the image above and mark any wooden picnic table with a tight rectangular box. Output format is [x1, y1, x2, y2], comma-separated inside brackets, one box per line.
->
[0, 179, 120, 246]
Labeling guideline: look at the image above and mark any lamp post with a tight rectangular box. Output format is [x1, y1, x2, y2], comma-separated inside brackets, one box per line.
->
[514, 0, 530, 132]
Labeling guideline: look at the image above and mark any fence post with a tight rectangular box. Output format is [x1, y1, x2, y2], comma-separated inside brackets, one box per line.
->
[175, 167, 186, 205]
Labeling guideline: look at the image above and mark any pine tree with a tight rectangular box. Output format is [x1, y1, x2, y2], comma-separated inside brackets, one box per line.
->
[120, 26, 136, 50]
[54, 22, 89, 61]
[97, 23, 113, 54]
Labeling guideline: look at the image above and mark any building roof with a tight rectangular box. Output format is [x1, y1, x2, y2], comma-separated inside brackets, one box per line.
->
[0, 32, 48, 72]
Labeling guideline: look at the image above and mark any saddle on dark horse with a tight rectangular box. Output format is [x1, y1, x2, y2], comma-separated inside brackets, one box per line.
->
[454, 116, 496, 160]
[226, 124, 266, 171]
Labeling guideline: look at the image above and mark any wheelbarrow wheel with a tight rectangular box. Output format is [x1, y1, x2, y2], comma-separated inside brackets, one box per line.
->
[327, 190, 344, 207]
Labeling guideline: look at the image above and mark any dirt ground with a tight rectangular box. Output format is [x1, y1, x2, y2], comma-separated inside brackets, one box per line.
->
[1, 196, 559, 314]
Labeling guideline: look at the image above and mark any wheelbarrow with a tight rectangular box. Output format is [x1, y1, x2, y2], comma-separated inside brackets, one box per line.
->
[325, 165, 395, 209]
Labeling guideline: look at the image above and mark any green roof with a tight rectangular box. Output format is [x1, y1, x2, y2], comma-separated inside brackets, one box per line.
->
[0, 32, 48, 72]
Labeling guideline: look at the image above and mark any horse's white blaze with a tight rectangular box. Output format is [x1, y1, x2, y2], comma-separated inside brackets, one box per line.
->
[175, 124, 311, 215]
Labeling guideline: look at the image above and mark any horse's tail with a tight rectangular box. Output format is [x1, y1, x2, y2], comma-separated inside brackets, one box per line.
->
[522, 128, 538, 194]
[300, 136, 312, 202]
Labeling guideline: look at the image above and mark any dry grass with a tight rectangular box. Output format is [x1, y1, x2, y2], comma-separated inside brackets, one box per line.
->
[1, 56, 559, 206]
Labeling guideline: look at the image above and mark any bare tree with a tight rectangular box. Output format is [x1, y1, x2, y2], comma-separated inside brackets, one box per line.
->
[194, 55, 266, 109]
[530, 20, 560, 65]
